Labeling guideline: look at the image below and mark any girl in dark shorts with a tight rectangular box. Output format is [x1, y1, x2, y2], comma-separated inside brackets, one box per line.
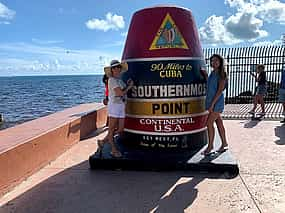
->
[249, 64, 267, 116]
[279, 65, 285, 123]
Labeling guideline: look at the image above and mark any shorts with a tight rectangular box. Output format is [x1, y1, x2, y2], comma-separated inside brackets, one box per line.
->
[279, 88, 285, 103]
[108, 103, 126, 118]
[205, 95, 225, 113]
[256, 85, 267, 96]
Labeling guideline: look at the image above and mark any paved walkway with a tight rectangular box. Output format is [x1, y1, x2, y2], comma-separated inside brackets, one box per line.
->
[0, 120, 285, 213]
[223, 103, 283, 120]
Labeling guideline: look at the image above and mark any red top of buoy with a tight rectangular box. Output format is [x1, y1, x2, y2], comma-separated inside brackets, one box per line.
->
[122, 6, 203, 60]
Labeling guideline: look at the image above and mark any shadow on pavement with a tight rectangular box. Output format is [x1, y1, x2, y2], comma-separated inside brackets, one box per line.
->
[0, 160, 230, 213]
[243, 119, 261, 128]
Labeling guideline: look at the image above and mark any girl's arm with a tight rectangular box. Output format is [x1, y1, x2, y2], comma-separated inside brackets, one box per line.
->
[209, 79, 226, 112]
[257, 72, 265, 83]
[257, 73, 260, 82]
[114, 86, 131, 96]
[250, 72, 257, 80]
[114, 79, 134, 96]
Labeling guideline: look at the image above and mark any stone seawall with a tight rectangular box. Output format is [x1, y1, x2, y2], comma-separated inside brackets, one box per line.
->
[0, 103, 107, 196]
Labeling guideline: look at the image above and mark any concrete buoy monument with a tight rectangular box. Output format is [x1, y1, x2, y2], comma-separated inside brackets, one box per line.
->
[90, 5, 238, 173]
[121, 6, 207, 151]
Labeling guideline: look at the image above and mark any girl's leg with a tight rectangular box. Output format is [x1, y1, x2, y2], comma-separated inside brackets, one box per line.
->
[204, 112, 219, 154]
[215, 115, 228, 151]
[117, 118, 125, 136]
[107, 117, 122, 157]
[114, 117, 125, 136]
[258, 94, 265, 113]
[281, 103, 285, 123]
[100, 116, 112, 143]
[97, 116, 116, 155]
[98, 116, 112, 146]
[97, 116, 112, 151]
[106, 117, 118, 151]
[250, 95, 258, 113]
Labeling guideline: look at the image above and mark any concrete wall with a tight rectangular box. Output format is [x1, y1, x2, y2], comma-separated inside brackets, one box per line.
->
[0, 103, 107, 196]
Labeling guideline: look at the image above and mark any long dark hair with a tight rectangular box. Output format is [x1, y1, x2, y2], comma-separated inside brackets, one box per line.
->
[210, 54, 228, 80]
[102, 74, 108, 85]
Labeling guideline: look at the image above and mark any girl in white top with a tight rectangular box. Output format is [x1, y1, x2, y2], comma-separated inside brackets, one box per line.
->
[97, 60, 133, 158]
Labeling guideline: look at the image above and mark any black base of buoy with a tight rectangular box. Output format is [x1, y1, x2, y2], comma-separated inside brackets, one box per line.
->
[89, 133, 239, 177]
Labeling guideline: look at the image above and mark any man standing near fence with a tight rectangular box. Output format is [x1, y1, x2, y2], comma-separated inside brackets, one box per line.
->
[279, 64, 285, 123]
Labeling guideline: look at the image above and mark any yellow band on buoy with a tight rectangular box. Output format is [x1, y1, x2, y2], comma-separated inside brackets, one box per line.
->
[126, 97, 205, 116]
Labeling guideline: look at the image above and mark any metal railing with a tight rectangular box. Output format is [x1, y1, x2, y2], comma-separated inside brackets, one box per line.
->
[203, 46, 285, 104]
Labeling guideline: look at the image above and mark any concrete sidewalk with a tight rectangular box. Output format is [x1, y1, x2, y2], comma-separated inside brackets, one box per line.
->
[0, 120, 285, 213]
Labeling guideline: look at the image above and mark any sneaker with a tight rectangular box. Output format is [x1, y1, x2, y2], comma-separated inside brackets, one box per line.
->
[260, 112, 266, 116]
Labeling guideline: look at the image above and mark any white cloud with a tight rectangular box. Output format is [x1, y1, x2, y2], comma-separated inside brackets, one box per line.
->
[225, 11, 268, 39]
[225, 0, 285, 24]
[199, 15, 241, 45]
[258, 0, 285, 24]
[225, 0, 246, 9]
[0, 42, 118, 75]
[85, 12, 125, 31]
[0, 2, 15, 24]
[200, 0, 284, 46]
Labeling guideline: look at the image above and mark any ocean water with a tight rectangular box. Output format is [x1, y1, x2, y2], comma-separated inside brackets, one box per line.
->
[0, 75, 105, 130]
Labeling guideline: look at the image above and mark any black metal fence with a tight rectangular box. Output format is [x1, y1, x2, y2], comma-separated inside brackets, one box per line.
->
[203, 46, 285, 104]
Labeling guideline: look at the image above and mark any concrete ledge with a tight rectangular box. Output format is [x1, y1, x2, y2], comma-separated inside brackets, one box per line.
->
[0, 103, 107, 196]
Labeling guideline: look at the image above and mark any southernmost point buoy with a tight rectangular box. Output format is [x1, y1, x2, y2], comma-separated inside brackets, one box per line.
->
[121, 6, 207, 151]
[90, 5, 239, 174]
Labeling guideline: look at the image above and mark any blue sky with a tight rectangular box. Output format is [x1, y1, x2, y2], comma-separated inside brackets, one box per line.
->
[0, 0, 284, 76]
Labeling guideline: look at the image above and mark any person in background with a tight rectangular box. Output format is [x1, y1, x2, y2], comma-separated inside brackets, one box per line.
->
[0, 114, 3, 125]
[102, 74, 109, 126]
[279, 65, 285, 123]
[102, 74, 109, 106]
[249, 64, 267, 116]
[200, 54, 229, 155]
[97, 59, 134, 158]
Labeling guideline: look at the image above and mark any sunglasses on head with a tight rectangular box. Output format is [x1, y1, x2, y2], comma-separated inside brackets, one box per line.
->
[112, 65, 121, 69]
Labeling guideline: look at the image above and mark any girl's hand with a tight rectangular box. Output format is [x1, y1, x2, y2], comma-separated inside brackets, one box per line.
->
[208, 105, 214, 113]
[200, 68, 208, 80]
[250, 72, 255, 77]
[127, 79, 134, 87]
[103, 98, 108, 105]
